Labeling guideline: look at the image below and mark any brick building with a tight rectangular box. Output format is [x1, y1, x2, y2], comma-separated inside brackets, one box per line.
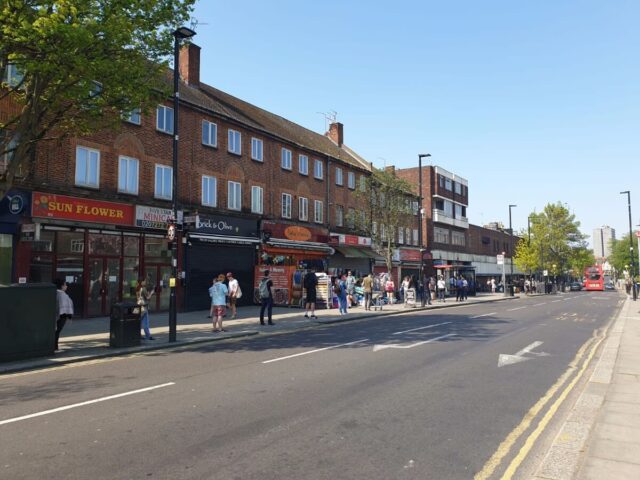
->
[0, 42, 420, 315]
[396, 164, 520, 292]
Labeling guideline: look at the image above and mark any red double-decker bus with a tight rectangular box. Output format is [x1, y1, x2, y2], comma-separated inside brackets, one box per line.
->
[584, 265, 604, 291]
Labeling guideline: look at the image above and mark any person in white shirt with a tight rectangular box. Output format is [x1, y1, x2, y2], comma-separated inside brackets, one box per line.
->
[226, 272, 241, 319]
[437, 276, 446, 302]
[54, 278, 74, 351]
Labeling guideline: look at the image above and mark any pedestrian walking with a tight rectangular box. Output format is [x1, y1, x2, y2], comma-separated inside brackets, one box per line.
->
[226, 272, 241, 319]
[462, 277, 469, 300]
[210, 274, 229, 332]
[456, 276, 463, 301]
[303, 267, 318, 318]
[137, 278, 155, 340]
[345, 270, 356, 307]
[429, 276, 436, 303]
[437, 276, 446, 302]
[491, 278, 497, 294]
[337, 275, 348, 314]
[363, 273, 373, 310]
[258, 270, 275, 325]
[385, 276, 395, 304]
[54, 278, 74, 351]
[402, 276, 411, 305]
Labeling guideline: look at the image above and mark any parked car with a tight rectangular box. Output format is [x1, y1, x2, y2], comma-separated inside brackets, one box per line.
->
[569, 282, 583, 291]
[604, 281, 616, 290]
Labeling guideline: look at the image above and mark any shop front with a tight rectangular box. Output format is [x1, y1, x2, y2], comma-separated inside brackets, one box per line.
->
[0, 190, 30, 285]
[257, 221, 333, 306]
[398, 247, 423, 281]
[184, 214, 259, 311]
[328, 233, 378, 278]
[16, 192, 178, 317]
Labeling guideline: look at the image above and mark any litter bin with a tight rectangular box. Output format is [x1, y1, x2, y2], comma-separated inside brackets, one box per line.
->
[110, 303, 141, 348]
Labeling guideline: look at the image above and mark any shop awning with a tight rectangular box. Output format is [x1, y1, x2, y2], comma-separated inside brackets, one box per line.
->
[334, 246, 379, 259]
[267, 239, 335, 255]
[188, 233, 260, 246]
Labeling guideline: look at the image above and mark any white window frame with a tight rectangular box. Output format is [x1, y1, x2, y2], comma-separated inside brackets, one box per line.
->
[281, 148, 292, 170]
[118, 155, 139, 195]
[228, 181, 242, 210]
[347, 171, 356, 189]
[454, 181, 462, 195]
[2, 64, 23, 87]
[434, 227, 450, 244]
[335, 167, 343, 186]
[202, 120, 218, 147]
[452, 231, 466, 246]
[154, 164, 173, 200]
[156, 105, 173, 134]
[314, 200, 323, 224]
[299, 197, 308, 221]
[314, 159, 323, 179]
[405, 228, 411, 245]
[335, 205, 343, 227]
[124, 108, 141, 125]
[201, 175, 217, 207]
[445, 177, 452, 191]
[299, 154, 309, 175]
[251, 137, 263, 162]
[75, 146, 100, 188]
[398, 227, 405, 244]
[228, 129, 241, 155]
[281, 193, 292, 219]
[413, 229, 419, 245]
[251, 185, 263, 214]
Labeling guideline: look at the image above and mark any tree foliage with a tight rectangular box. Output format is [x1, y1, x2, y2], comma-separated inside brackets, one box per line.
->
[352, 167, 417, 273]
[0, 0, 196, 197]
[608, 234, 639, 277]
[515, 202, 592, 279]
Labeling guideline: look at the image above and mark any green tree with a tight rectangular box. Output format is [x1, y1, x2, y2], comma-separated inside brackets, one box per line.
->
[352, 167, 416, 274]
[609, 234, 639, 276]
[0, 0, 196, 198]
[513, 238, 538, 277]
[519, 202, 591, 280]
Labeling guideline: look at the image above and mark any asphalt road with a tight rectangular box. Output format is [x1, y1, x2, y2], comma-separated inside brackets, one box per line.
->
[0, 292, 622, 480]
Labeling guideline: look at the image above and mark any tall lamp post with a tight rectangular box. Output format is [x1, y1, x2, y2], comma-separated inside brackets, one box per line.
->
[508, 204, 517, 292]
[620, 190, 636, 300]
[168, 26, 197, 343]
[418, 153, 431, 306]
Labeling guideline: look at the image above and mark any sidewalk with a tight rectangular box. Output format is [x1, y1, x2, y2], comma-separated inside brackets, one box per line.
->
[0, 292, 515, 374]
[532, 295, 640, 479]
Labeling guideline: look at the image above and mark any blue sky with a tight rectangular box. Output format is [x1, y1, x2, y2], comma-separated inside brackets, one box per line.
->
[190, 1, 639, 245]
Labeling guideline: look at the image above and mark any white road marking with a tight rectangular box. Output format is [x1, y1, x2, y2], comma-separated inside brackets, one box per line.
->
[0, 382, 175, 426]
[373, 333, 456, 352]
[532, 303, 546, 307]
[471, 312, 496, 319]
[498, 341, 549, 367]
[392, 322, 452, 335]
[262, 339, 369, 364]
[507, 306, 526, 311]
[551, 300, 562, 303]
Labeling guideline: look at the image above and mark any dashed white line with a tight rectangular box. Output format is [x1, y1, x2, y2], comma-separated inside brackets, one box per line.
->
[532, 303, 546, 307]
[0, 382, 175, 426]
[262, 339, 369, 364]
[393, 322, 452, 335]
[551, 300, 562, 303]
[508, 306, 526, 311]
[471, 312, 496, 319]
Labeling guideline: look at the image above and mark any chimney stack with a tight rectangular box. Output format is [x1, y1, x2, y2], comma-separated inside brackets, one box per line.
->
[179, 42, 201, 86]
[384, 165, 396, 175]
[327, 122, 344, 147]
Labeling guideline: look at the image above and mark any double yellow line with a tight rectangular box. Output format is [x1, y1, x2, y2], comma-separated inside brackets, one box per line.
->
[474, 325, 608, 480]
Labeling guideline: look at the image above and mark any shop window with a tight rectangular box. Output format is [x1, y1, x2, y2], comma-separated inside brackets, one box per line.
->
[88, 233, 121, 255]
[0, 234, 12, 285]
[29, 254, 53, 283]
[144, 237, 170, 259]
[123, 235, 140, 256]
[57, 232, 85, 254]
[31, 230, 55, 252]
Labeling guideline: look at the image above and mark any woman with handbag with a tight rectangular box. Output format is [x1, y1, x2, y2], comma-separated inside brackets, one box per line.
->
[137, 278, 155, 340]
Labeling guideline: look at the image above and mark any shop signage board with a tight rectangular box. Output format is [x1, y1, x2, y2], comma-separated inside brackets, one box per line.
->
[262, 221, 329, 243]
[196, 214, 258, 238]
[135, 205, 173, 230]
[497, 254, 505, 265]
[399, 248, 422, 262]
[32, 192, 134, 226]
[329, 233, 372, 246]
[20, 223, 36, 241]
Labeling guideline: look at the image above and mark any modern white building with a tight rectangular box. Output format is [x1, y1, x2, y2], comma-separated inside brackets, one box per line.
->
[593, 226, 616, 260]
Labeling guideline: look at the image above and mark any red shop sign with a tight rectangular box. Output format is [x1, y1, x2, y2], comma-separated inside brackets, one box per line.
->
[32, 192, 134, 226]
[400, 248, 422, 262]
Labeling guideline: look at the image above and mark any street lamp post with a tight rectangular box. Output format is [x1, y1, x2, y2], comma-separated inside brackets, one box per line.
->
[418, 153, 431, 306]
[507, 204, 517, 295]
[168, 26, 197, 343]
[620, 190, 636, 301]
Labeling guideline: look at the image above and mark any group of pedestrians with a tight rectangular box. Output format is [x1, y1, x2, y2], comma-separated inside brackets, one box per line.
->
[208, 272, 242, 332]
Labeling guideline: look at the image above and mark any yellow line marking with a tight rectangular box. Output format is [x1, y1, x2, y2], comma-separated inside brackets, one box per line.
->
[500, 330, 606, 479]
[474, 329, 603, 480]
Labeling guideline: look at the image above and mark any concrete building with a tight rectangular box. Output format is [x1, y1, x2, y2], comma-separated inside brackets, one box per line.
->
[592, 226, 615, 261]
